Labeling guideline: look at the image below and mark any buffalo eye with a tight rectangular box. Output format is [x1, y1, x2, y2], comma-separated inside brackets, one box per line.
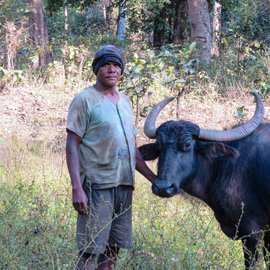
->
[183, 140, 192, 152]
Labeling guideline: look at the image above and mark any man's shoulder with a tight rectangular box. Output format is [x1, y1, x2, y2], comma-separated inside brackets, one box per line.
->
[78, 86, 95, 97]
[73, 86, 99, 102]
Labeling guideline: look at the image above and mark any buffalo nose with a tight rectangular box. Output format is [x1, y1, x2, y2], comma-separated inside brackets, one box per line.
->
[152, 181, 177, 197]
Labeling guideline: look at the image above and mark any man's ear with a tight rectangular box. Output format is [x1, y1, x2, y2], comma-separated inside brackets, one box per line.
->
[138, 143, 160, 161]
[197, 141, 239, 160]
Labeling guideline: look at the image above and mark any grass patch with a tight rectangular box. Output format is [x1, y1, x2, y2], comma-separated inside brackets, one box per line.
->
[0, 138, 77, 270]
[0, 138, 244, 269]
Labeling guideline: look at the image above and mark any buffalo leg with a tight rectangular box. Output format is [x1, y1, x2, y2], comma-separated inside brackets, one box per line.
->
[242, 237, 259, 269]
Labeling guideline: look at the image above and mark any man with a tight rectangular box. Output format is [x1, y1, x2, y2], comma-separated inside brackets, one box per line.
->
[66, 44, 156, 270]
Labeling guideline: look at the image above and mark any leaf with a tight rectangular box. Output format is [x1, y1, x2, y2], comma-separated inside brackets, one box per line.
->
[254, 41, 260, 48]
[189, 42, 197, 52]
[237, 106, 245, 120]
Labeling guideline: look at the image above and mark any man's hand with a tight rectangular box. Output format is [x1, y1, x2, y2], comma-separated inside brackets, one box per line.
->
[72, 186, 88, 215]
[135, 148, 156, 184]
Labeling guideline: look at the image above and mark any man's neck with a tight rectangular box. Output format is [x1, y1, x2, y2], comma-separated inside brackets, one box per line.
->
[94, 83, 116, 95]
[94, 84, 119, 102]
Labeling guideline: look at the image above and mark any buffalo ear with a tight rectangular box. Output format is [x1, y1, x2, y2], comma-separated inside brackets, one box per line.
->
[138, 143, 160, 161]
[197, 142, 239, 160]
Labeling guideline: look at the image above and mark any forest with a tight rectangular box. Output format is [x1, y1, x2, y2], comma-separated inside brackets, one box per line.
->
[1, 0, 270, 269]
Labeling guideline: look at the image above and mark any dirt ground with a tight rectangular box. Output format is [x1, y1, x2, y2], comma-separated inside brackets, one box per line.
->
[0, 85, 73, 152]
[0, 84, 269, 151]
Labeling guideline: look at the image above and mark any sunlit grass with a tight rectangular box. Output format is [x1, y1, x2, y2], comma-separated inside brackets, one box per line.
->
[0, 138, 244, 269]
[0, 138, 76, 270]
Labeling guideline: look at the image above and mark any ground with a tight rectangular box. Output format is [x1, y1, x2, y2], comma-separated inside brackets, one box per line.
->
[0, 85, 74, 151]
[0, 84, 269, 150]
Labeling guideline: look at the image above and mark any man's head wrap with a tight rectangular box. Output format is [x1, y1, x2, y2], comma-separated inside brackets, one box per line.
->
[92, 45, 124, 75]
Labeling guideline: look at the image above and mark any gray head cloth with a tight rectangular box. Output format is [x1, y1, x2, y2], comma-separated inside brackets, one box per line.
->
[92, 45, 124, 75]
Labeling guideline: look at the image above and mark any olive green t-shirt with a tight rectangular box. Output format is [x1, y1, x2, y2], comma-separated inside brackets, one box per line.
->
[67, 86, 137, 189]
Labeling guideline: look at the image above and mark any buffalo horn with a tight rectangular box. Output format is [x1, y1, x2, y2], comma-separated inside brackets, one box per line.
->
[144, 97, 175, 138]
[144, 92, 264, 142]
[199, 92, 264, 141]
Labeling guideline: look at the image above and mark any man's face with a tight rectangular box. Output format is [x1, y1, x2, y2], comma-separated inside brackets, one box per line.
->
[96, 61, 122, 88]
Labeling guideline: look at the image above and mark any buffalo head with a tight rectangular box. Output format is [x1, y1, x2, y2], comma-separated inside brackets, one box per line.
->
[139, 93, 264, 198]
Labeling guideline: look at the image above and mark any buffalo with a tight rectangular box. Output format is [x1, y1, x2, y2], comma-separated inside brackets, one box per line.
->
[139, 92, 270, 269]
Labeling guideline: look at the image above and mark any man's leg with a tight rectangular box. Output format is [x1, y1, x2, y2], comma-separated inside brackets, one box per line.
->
[97, 246, 119, 270]
[76, 187, 114, 270]
[96, 186, 133, 270]
[76, 252, 97, 270]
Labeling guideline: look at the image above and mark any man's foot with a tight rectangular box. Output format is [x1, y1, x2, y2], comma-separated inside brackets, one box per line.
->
[76, 253, 97, 270]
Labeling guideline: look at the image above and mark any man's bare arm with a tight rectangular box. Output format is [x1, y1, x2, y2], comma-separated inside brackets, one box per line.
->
[135, 148, 156, 184]
[66, 131, 88, 214]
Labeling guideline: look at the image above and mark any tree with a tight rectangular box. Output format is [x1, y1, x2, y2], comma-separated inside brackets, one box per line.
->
[4, 21, 24, 71]
[28, 0, 52, 67]
[102, 0, 113, 33]
[116, 0, 127, 40]
[127, 0, 174, 48]
[153, 6, 167, 48]
[0, 0, 29, 70]
[187, 0, 212, 65]
[211, 0, 222, 57]
[127, 0, 191, 48]
[172, 0, 188, 45]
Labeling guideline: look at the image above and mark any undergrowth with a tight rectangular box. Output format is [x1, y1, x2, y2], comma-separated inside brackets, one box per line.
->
[0, 138, 245, 270]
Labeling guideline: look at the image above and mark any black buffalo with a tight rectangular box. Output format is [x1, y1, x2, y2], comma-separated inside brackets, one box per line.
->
[139, 93, 270, 269]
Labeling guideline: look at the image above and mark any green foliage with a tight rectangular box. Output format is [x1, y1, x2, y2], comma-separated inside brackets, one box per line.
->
[0, 138, 245, 269]
[47, 7, 89, 47]
[225, 0, 270, 44]
[45, 0, 98, 13]
[259, 81, 270, 98]
[127, 0, 180, 43]
[120, 52, 154, 103]
[0, 138, 77, 269]
[206, 0, 270, 96]
[119, 43, 199, 120]
[62, 44, 92, 78]
[0, 0, 270, 99]
[0, 67, 26, 87]
[153, 43, 199, 92]
[207, 44, 270, 96]
[122, 43, 198, 94]
[0, 0, 28, 26]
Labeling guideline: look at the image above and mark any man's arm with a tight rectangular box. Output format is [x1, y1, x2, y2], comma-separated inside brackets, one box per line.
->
[135, 147, 156, 184]
[66, 130, 88, 214]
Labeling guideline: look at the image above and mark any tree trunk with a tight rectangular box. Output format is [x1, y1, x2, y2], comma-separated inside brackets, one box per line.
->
[153, 8, 166, 48]
[187, 0, 212, 65]
[116, 0, 127, 40]
[153, 20, 162, 48]
[211, 0, 222, 57]
[102, 0, 112, 33]
[5, 22, 24, 72]
[28, 0, 51, 68]
[173, 0, 188, 44]
[64, 0, 69, 34]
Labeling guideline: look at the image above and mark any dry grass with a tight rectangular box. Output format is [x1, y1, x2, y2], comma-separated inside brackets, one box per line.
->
[1, 82, 270, 147]
[0, 82, 269, 269]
